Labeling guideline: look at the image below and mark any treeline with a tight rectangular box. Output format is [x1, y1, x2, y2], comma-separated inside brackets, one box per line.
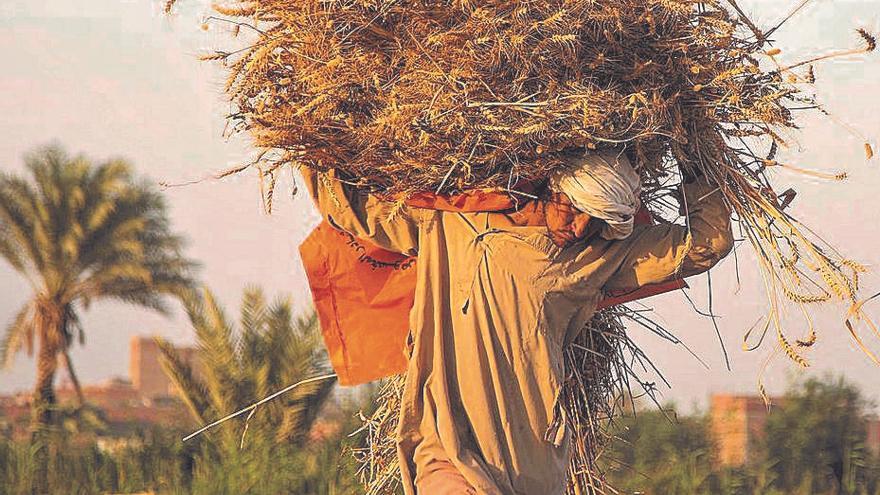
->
[0, 427, 362, 494]
[605, 377, 880, 495]
[3, 375, 877, 494]
[0, 146, 370, 494]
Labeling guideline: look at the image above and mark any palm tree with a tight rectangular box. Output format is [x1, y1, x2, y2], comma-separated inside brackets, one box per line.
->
[157, 287, 338, 493]
[0, 145, 195, 485]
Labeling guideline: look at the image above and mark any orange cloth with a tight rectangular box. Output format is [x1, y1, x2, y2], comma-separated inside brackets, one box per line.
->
[404, 183, 537, 212]
[300, 188, 684, 386]
[300, 221, 417, 386]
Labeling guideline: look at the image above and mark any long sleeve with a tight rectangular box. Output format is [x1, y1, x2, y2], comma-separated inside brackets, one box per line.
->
[603, 176, 734, 291]
[301, 167, 421, 256]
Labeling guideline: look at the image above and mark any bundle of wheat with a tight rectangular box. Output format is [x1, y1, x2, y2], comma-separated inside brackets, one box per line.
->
[351, 375, 404, 495]
[200, 0, 838, 195]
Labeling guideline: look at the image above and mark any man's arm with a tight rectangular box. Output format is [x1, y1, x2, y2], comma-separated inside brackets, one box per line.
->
[301, 167, 420, 256]
[603, 175, 734, 291]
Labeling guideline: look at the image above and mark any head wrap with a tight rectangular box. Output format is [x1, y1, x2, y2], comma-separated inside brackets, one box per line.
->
[549, 150, 642, 240]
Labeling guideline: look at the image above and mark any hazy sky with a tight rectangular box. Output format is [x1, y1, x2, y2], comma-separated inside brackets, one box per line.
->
[1, 0, 879, 412]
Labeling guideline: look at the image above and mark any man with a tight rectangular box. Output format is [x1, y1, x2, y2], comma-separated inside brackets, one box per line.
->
[302, 149, 733, 494]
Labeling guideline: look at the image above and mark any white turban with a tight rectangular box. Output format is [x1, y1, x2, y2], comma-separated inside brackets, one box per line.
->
[549, 150, 642, 240]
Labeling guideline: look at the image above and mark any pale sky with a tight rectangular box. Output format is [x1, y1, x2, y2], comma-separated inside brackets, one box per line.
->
[1, 0, 879, 412]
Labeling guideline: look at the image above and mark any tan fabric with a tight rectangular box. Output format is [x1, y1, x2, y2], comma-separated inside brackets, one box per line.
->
[303, 151, 733, 495]
[415, 455, 477, 494]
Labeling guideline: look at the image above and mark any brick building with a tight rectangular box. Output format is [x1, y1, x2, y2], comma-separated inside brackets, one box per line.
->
[711, 394, 880, 466]
[868, 415, 880, 457]
[1, 336, 200, 439]
[710, 394, 776, 466]
[129, 336, 199, 399]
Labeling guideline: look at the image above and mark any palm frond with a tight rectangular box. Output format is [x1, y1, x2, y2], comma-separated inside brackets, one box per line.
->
[187, 288, 241, 415]
[240, 286, 268, 334]
[1, 302, 34, 368]
[276, 374, 336, 444]
[156, 337, 212, 426]
[167, 288, 337, 450]
[2, 144, 196, 311]
[239, 286, 268, 372]
[0, 175, 46, 276]
[0, 221, 28, 274]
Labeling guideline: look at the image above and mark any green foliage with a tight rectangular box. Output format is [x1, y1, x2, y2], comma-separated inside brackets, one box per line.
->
[0, 287, 369, 494]
[604, 376, 880, 495]
[0, 429, 194, 495]
[605, 407, 717, 494]
[764, 376, 875, 494]
[158, 287, 337, 445]
[0, 427, 365, 495]
[0, 144, 196, 369]
[157, 286, 350, 494]
[2, 364, 878, 494]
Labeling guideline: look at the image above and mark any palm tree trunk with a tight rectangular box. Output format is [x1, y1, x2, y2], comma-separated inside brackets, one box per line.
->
[31, 339, 58, 426]
[30, 319, 59, 495]
[62, 348, 85, 408]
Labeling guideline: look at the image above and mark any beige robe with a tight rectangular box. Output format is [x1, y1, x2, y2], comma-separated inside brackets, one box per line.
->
[303, 152, 733, 495]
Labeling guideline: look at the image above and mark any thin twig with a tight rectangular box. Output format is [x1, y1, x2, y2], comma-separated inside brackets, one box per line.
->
[182, 373, 337, 442]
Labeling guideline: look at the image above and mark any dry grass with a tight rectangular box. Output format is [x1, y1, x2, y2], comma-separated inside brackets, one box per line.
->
[350, 375, 404, 495]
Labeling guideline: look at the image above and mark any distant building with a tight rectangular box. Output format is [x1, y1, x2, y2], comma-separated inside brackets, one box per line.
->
[710, 394, 776, 466]
[711, 394, 880, 466]
[0, 336, 200, 439]
[129, 336, 199, 399]
[867, 415, 880, 457]
[57, 377, 139, 406]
